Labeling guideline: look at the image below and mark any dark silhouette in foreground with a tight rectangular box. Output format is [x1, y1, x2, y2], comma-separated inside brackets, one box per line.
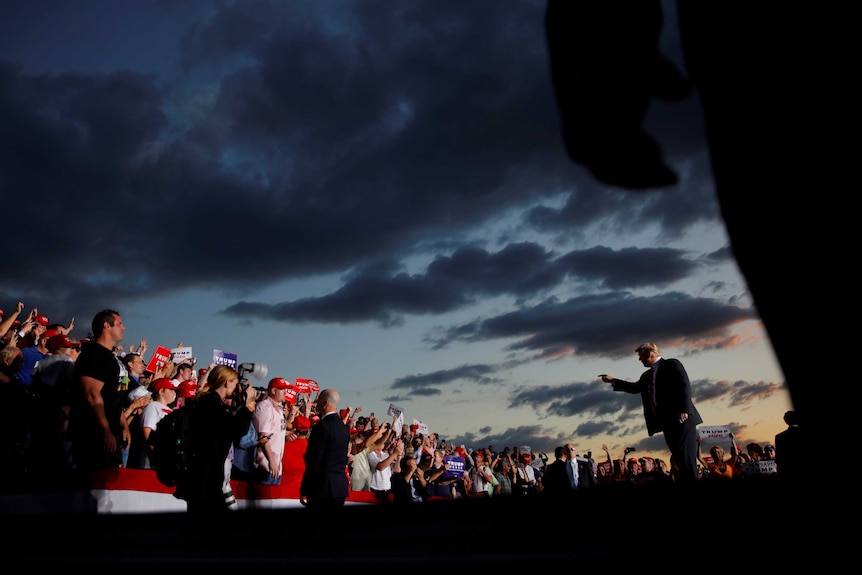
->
[9, 478, 826, 565]
[6, 2, 846, 564]
[546, 0, 839, 462]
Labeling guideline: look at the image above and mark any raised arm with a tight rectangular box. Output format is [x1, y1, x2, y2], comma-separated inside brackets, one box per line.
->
[696, 435, 708, 470]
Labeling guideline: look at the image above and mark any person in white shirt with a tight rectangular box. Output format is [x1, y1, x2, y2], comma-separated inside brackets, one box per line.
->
[469, 450, 496, 496]
[170, 362, 194, 387]
[367, 426, 403, 502]
[139, 378, 178, 468]
[252, 377, 293, 484]
[515, 457, 538, 495]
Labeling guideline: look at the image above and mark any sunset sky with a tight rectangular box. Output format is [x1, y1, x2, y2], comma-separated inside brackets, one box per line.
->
[0, 0, 790, 463]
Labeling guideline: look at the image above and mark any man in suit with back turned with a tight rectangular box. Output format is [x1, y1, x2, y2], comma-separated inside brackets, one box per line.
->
[601, 342, 702, 484]
[300, 388, 350, 510]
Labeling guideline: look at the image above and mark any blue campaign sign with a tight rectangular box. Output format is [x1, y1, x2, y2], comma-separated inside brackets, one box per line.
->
[213, 349, 237, 369]
[444, 455, 465, 477]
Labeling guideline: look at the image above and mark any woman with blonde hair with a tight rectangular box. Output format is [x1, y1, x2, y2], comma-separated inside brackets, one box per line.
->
[697, 432, 738, 480]
[176, 364, 258, 512]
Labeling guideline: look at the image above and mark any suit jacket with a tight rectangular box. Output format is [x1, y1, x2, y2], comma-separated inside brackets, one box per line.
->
[612, 357, 702, 436]
[540, 458, 572, 496]
[774, 425, 805, 480]
[300, 411, 350, 502]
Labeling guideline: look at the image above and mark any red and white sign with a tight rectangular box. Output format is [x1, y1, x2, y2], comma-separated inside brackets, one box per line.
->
[295, 378, 319, 393]
[146, 345, 172, 373]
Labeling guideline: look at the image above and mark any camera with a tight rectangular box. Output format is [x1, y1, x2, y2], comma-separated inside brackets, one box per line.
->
[231, 362, 268, 409]
[238, 362, 268, 384]
[233, 382, 267, 408]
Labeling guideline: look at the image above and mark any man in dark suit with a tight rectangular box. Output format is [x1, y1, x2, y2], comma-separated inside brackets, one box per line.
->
[774, 410, 805, 483]
[300, 388, 350, 510]
[540, 445, 572, 497]
[601, 342, 703, 483]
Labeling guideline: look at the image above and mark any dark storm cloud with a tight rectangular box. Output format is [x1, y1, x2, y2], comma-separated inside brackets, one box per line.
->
[509, 380, 618, 419]
[427, 291, 755, 358]
[223, 243, 559, 325]
[554, 245, 698, 290]
[448, 424, 553, 454]
[391, 363, 501, 392]
[2, 1, 716, 342]
[686, 378, 785, 409]
[494, 375, 782, 446]
[222, 243, 705, 327]
[524, 174, 719, 242]
[1, 3, 574, 313]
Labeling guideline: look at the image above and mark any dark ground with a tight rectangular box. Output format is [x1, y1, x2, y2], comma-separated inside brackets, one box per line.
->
[9, 477, 842, 566]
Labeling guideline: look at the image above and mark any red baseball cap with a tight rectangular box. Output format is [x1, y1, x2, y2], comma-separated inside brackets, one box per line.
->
[42, 329, 61, 341]
[178, 379, 199, 398]
[34, 315, 49, 326]
[267, 377, 292, 390]
[152, 378, 179, 392]
[46, 334, 78, 352]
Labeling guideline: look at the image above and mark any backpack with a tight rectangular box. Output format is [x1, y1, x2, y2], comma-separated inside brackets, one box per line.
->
[150, 407, 192, 487]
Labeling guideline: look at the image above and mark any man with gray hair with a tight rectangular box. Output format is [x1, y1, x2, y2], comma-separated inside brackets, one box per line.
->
[300, 389, 350, 510]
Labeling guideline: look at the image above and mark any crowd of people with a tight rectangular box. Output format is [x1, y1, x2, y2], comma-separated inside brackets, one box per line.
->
[1, 303, 804, 510]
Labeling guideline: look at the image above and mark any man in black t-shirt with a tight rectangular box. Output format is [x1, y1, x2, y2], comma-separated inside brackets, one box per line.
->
[68, 309, 128, 472]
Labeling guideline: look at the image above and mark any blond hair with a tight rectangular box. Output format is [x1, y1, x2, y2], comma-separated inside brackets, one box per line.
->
[198, 364, 237, 396]
[635, 342, 661, 355]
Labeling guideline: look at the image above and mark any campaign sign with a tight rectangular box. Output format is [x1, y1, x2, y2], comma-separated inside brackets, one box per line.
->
[213, 350, 237, 369]
[171, 347, 193, 363]
[745, 460, 777, 475]
[444, 455, 465, 478]
[413, 419, 430, 437]
[146, 345, 172, 373]
[699, 426, 732, 443]
[387, 403, 405, 420]
[295, 378, 319, 393]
